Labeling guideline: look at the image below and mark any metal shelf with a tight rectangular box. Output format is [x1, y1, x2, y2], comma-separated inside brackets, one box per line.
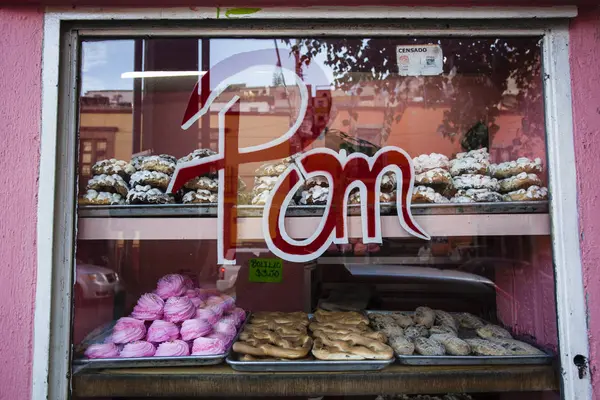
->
[72, 363, 558, 397]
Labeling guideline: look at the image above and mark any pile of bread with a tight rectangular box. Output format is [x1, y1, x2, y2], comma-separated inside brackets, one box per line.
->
[232, 310, 394, 361]
[369, 307, 544, 357]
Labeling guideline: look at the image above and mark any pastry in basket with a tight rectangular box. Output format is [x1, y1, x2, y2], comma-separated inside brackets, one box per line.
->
[487, 337, 545, 355]
[388, 335, 415, 355]
[476, 324, 512, 340]
[311, 331, 393, 360]
[404, 325, 429, 341]
[79, 190, 125, 206]
[456, 312, 484, 329]
[434, 310, 458, 332]
[91, 159, 136, 179]
[412, 153, 450, 174]
[452, 174, 500, 192]
[412, 186, 450, 204]
[498, 172, 542, 193]
[429, 334, 471, 356]
[87, 174, 130, 197]
[464, 338, 511, 356]
[414, 337, 445, 356]
[503, 185, 548, 202]
[489, 157, 543, 179]
[414, 307, 435, 328]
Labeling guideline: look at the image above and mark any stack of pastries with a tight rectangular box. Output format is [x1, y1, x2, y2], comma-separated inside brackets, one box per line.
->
[368, 307, 545, 357]
[411, 153, 452, 204]
[490, 157, 548, 202]
[84, 274, 245, 359]
[448, 148, 502, 203]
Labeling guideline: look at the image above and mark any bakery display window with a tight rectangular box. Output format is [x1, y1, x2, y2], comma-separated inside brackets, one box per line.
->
[70, 31, 563, 398]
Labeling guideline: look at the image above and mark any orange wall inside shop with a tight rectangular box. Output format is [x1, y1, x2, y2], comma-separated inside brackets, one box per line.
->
[80, 111, 134, 161]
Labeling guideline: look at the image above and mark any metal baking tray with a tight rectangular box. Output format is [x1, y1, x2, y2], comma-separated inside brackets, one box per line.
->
[226, 353, 394, 372]
[77, 201, 548, 218]
[73, 314, 249, 369]
[365, 311, 554, 366]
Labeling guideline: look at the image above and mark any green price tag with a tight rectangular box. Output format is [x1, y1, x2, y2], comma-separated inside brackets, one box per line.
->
[249, 258, 283, 283]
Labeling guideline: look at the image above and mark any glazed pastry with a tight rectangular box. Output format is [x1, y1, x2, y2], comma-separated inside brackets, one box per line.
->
[196, 308, 219, 325]
[503, 185, 548, 201]
[154, 340, 190, 357]
[87, 174, 129, 197]
[180, 318, 213, 341]
[434, 310, 458, 332]
[119, 341, 156, 357]
[449, 157, 489, 177]
[413, 153, 450, 174]
[155, 274, 187, 299]
[146, 320, 180, 343]
[348, 190, 395, 205]
[388, 335, 415, 355]
[299, 186, 329, 205]
[412, 186, 450, 204]
[131, 293, 164, 321]
[84, 343, 120, 359]
[79, 189, 125, 205]
[91, 159, 136, 179]
[415, 168, 453, 190]
[140, 155, 177, 175]
[430, 334, 470, 356]
[414, 307, 435, 328]
[192, 336, 228, 355]
[464, 338, 511, 356]
[489, 157, 543, 179]
[111, 317, 146, 344]
[126, 185, 174, 204]
[476, 324, 512, 340]
[404, 325, 429, 341]
[130, 170, 170, 191]
[451, 188, 503, 203]
[414, 337, 446, 356]
[487, 337, 545, 355]
[163, 296, 196, 323]
[498, 172, 543, 193]
[184, 176, 218, 192]
[453, 174, 500, 192]
[455, 148, 489, 162]
[182, 189, 217, 204]
[456, 313, 484, 329]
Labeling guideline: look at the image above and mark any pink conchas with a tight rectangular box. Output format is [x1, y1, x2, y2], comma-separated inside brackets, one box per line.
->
[195, 308, 219, 325]
[131, 293, 164, 321]
[163, 296, 196, 323]
[155, 340, 190, 357]
[120, 341, 156, 357]
[191, 336, 227, 355]
[155, 274, 187, 299]
[85, 343, 120, 359]
[112, 317, 146, 344]
[180, 318, 213, 341]
[146, 320, 180, 343]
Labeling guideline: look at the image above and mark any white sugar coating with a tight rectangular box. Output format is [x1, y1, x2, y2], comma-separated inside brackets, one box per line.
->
[300, 185, 329, 204]
[130, 170, 170, 185]
[453, 188, 503, 203]
[412, 185, 450, 204]
[140, 155, 176, 172]
[456, 147, 489, 161]
[413, 153, 450, 174]
[490, 157, 543, 177]
[254, 176, 280, 186]
[305, 175, 329, 188]
[178, 148, 217, 164]
[182, 189, 217, 204]
[83, 190, 125, 205]
[92, 159, 136, 176]
[451, 196, 476, 203]
[453, 174, 500, 191]
[503, 185, 549, 201]
[381, 172, 397, 190]
[349, 191, 394, 204]
[126, 184, 173, 204]
[498, 172, 542, 192]
[415, 168, 452, 184]
[88, 173, 128, 188]
[449, 157, 490, 176]
[185, 176, 218, 191]
[251, 190, 271, 206]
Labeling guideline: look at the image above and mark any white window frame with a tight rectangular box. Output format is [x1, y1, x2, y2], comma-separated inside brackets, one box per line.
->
[33, 6, 590, 400]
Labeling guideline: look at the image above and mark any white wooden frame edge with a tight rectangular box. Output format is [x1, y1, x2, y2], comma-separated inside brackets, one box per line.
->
[33, 7, 589, 400]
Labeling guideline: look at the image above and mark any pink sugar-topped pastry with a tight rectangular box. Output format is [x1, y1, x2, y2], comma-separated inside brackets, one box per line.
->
[206, 332, 234, 347]
[195, 307, 219, 325]
[112, 317, 146, 344]
[206, 302, 226, 319]
[220, 315, 241, 328]
[131, 293, 164, 321]
[180, 318, 213, 341]
[214, 320, 237, 339]
[155, 274, 187, 299]
[85, 343, 120, 359]
[146, 320, 179, 343]
[155, 340, 190, 357]
[190, 297, 205, 308]
[120, 341, 156, 357]
[191, 336, 227, 355]
[163, 296, 196, 323]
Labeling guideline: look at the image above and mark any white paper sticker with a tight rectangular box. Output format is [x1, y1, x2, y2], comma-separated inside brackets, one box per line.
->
[396, 44, 443, 76]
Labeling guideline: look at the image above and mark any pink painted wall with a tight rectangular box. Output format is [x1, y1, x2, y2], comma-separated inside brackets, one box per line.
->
[570, 6, 600, 396]
[0, 7, 43, 400]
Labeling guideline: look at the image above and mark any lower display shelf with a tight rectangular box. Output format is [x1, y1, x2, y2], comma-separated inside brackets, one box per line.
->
[72, 363, 559, 397]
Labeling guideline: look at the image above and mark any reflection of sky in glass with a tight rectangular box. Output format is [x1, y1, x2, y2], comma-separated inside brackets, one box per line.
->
[81, 39, 335, 94]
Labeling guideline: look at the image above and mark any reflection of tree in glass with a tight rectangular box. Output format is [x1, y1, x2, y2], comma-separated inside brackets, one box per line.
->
[285, 38, 543, 155]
